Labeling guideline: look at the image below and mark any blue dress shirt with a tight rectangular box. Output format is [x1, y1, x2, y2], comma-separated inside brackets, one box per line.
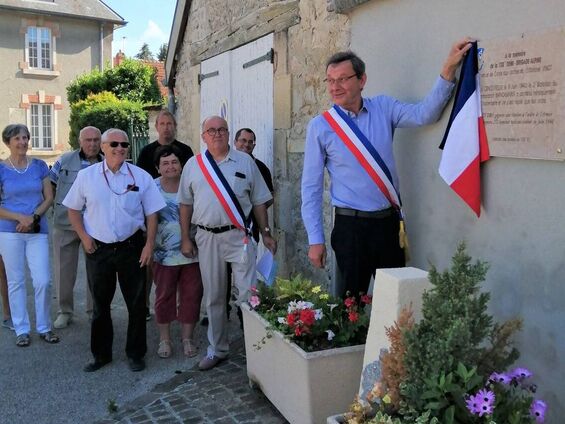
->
[301, 76, 455, 245]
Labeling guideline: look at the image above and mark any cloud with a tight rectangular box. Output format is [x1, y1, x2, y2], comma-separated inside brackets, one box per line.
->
[142, 20, 167, 43]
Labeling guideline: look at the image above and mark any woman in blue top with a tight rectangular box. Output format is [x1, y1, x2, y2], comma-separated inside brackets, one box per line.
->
[0, 124, 58, 346]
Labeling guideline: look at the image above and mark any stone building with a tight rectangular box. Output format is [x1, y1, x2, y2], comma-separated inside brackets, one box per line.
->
[166, 1, 565, 418]
[0, 0, 124, 162]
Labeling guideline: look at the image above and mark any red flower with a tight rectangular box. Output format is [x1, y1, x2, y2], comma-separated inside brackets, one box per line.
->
[360, 294, 372, 305]
[344, 297, 356, 308]
[286, 312, 296, 327]
[348, 311, 359, 322]
[300, 309, 315, 326]
[295, 326, 303, 336]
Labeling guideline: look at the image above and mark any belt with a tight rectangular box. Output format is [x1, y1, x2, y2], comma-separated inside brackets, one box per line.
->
[94, 230, 143, 248]
[197, 224, 237, 234]
[334, 207, 394, 219]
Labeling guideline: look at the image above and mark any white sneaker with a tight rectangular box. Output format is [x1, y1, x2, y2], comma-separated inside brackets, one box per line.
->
[54, 314, 72, 329]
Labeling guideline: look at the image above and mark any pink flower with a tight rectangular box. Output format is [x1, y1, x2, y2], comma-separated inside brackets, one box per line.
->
[360, 294, 372, 305]
[348, 311, 359, 322]
[249, 295, 260, 308]
[344, 297, 356, 308]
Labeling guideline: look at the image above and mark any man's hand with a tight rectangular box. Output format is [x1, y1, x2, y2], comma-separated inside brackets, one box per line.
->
[262, 234, 277, 254]
[441, 37, 474, 82]
[139, 243, 154, 267]
[181, 238, 197, 259]
[81, 235, 97, 255]
[308, 244, 327, 268]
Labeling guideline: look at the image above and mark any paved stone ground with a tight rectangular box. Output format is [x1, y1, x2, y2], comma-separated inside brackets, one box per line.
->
[96, 338, 288, 424]
[0, 229, 288, 424]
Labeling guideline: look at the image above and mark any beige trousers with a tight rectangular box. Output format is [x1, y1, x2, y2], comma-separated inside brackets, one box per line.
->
[52, 227, 93, 316]
[195, 227, 256, 358]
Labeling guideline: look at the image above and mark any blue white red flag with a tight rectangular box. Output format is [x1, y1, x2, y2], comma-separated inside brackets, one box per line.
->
[439, 41, 490, 217]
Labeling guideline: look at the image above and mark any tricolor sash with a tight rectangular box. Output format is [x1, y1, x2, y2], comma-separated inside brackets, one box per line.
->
[196, 150, 250, 235]
[322, 105, 409, 256]
[322, 105, 401, 210]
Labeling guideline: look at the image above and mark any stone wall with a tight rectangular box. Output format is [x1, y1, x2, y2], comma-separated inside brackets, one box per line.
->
[173, 0, 351, 290]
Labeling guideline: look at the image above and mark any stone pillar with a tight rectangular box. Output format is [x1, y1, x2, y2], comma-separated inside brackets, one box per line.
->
[358, 267, 431, 400]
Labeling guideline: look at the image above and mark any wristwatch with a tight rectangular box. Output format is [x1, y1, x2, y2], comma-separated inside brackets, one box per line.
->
[262, 227, 271, 234]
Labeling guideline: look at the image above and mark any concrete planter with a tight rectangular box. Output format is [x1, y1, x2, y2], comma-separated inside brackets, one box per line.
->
[241, 303, 365, 424]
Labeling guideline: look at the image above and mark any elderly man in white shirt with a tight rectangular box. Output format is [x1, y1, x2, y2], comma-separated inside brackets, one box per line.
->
[64, 128, 165, 373]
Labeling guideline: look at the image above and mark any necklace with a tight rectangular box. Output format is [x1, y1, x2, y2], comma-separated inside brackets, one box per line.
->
[7, 157, 29, 174]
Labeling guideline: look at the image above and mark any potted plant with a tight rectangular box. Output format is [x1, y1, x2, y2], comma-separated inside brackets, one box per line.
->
[242, 275, 372, 424]
[332, 243, 548, 424]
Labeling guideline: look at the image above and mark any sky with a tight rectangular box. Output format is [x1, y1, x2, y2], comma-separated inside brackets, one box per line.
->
[101, 0, 177, 59]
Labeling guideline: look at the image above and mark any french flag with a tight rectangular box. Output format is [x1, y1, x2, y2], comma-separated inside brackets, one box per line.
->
[439, 41, 490, 217]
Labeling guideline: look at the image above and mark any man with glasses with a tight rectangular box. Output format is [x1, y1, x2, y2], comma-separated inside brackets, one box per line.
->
[229, 128, 274, 324]
[49, 126, 103, 329]
[64, 128, 165, 373]
[301, 39, 472, 298]
[178, 116, 277, 370]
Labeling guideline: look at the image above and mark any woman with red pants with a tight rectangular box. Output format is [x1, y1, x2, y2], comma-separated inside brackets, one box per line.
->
[152, 144, 203, 358]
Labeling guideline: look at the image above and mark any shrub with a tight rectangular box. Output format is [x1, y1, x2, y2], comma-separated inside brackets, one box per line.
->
[68, 91, 147, 149]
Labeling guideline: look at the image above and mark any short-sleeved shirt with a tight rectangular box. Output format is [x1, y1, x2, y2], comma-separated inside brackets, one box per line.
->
[177, 147, 272, 227]
[0, 158, 49, 233]
[136, 139, 194, 179]
[153, 178, 197, 266]
[63, 160, 166, 243]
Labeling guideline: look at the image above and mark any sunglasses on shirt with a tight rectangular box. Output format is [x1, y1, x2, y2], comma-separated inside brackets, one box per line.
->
[105, 141, 130, 148]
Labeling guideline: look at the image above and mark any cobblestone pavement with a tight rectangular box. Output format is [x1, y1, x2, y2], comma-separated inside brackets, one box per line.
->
[95, 338, 288, 424]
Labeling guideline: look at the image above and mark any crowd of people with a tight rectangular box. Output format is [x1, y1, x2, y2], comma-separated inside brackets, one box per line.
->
[0, 40, 469, 373]
[0, 110, 275, 373]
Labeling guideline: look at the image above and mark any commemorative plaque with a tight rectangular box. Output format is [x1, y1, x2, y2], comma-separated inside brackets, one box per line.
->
[479, 28, 565, 160]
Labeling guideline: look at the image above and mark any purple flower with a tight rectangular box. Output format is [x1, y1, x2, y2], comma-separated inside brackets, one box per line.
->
[466, 389, 495, 417]
[465, 395, 481, 415]
[489, 372, 512, 385]
[510, 367, 533, 380]
[530, 400, 547, 423]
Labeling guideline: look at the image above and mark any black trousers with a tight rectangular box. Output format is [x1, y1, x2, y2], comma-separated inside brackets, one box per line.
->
[331, 213, 405, 298]
[85, 231, 147, 361]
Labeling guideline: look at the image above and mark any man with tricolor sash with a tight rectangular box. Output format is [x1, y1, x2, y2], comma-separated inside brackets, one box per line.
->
[301, 39, 472, 298]
[178, 115, 276, 371]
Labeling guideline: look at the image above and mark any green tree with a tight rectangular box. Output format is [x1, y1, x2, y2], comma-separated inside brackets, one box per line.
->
[157, 43, 168, 61]
[67, 58, 161, 104]
[400, 243, 520, 422]
[135, 43, 154, 61]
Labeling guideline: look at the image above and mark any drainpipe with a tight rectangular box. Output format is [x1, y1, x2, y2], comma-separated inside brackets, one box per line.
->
[99, 23, 104, 70]
[168, 86, 176, 114]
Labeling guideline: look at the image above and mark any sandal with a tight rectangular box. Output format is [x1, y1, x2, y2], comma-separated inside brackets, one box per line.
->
[157, 340, 172, 358]
[182, 338, 198, 358]
[39, 331, 60, 344]
[16, 333, 31, 347]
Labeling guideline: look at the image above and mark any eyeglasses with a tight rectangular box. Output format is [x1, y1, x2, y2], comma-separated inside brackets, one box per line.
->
[323, 74, 358, 85]
[204, 127, 228, 137]
[105, 141, 130, 148]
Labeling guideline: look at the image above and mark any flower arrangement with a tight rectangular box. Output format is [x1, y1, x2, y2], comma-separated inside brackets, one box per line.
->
[248, 275, 371, 352]
[342, 243, 548, 424]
